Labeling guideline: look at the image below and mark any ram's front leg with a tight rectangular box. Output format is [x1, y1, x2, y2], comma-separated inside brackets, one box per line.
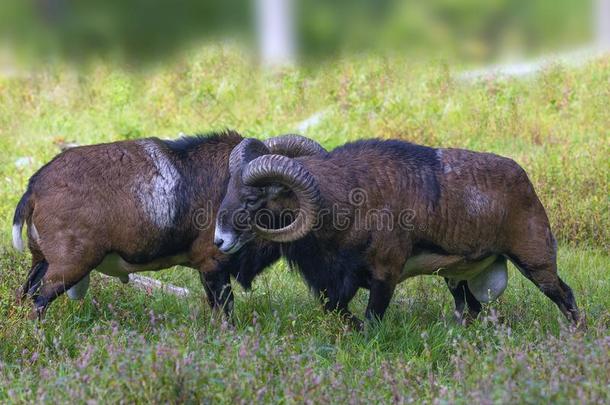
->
[199, 269, 234, 322]
[365, 277, 398, 323]
[365, 247, 405, 324]
[444, 278, 481, 326]
[320, 291, 363, 331]
[313, 273, 363, 331]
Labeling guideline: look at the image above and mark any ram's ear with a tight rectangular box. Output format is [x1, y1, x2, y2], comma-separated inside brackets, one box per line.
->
[264, 183, 288, 199]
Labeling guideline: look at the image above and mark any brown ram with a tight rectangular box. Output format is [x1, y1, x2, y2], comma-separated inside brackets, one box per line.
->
[12, 131, 324, 319]
[214, 137, 582, 328]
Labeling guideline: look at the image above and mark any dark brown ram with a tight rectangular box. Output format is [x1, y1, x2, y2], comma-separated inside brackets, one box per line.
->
[12, 131, 324, 319]
[214, 137, 582, 328]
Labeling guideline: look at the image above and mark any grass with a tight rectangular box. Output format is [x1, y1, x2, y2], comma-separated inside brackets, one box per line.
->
[0, 46, 608, 402]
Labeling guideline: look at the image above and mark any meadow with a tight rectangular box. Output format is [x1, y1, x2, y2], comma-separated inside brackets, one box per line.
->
[0, 46, 608, 403]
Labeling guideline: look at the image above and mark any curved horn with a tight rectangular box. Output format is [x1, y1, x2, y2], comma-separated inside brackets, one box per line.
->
[243, 154, 320, 242]
[263, 134, 327, 158]
[228, 138, 270, 174]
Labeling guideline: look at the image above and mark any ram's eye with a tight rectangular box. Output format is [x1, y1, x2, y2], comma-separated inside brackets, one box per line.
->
[245, 198, 258, 208]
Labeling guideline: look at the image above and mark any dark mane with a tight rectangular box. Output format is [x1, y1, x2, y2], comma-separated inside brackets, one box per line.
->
[162, 130, 243, 154]
[332, 138, 440, 168]
[330, 138, 441, 204]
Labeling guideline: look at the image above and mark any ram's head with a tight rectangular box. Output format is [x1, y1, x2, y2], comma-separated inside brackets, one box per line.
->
[214, 135, 325, 254]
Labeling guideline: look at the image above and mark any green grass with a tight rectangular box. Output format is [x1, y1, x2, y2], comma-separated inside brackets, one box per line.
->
[0, 47, 608, 402]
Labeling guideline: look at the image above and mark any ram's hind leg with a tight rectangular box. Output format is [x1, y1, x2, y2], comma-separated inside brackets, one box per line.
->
[17, 237, 46, 304]
[444, 279, 481, 325]
[19, 260, 48, 303]
[514, 259, 580, 327]
[26, 243, 99, 319]
[509, 239, 581, 329]
[27, 261, 94, 320]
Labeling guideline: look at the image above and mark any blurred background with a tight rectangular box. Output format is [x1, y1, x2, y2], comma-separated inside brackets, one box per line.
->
[0, 0, 606, 68]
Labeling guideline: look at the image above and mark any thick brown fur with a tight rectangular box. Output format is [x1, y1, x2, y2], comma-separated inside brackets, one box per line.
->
[13, 131, 280, 318]
[218, 139, 581, 327]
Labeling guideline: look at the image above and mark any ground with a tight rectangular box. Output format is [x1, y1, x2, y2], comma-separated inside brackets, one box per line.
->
[0, 47, 608, 403]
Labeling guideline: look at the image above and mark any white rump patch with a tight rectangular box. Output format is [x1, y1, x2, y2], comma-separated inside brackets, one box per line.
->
[12, 224, 24, 252]
[135, 140, 180, 228]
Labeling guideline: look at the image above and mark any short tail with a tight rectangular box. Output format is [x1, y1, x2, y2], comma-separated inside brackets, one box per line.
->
[12, 189, 33, 252]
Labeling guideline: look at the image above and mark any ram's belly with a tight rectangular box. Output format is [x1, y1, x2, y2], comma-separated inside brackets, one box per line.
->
[67, 252, 189, 301]
[95, 252, 189, 282]
[400, 252, 508, 303]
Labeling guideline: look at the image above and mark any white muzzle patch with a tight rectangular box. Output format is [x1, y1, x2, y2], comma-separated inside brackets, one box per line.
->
[214, 220, 241, 254]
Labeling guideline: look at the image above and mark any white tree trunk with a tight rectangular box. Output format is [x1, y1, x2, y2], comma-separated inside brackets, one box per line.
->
[256, 0, 296, 66]
[598, 0, 610, 49]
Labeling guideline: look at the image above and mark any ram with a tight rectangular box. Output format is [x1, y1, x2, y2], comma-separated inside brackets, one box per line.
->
[214, 137, 582, 328]
[12, 131, 323, 319]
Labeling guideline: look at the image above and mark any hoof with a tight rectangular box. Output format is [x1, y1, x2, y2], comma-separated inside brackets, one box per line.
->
[453, 310, 479, 327]
[14, 287, 26, 305]
[573, 311, 587, 332]
[28, 307, 41, 321]
[209, 308, 235, 328]
[348, 316, 365, 332]
[28, 302, 47, 321]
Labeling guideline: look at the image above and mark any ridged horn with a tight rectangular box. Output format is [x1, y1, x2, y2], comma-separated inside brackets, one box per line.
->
[243, 154, 320, 242]
[263, 134, 327, 158]
[228, 138, 270, 174]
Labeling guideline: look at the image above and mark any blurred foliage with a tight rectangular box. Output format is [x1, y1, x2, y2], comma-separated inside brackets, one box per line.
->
[0, 0, 254, 63]
[300, 0, 592, 60]
[0, 0, 593, 65]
